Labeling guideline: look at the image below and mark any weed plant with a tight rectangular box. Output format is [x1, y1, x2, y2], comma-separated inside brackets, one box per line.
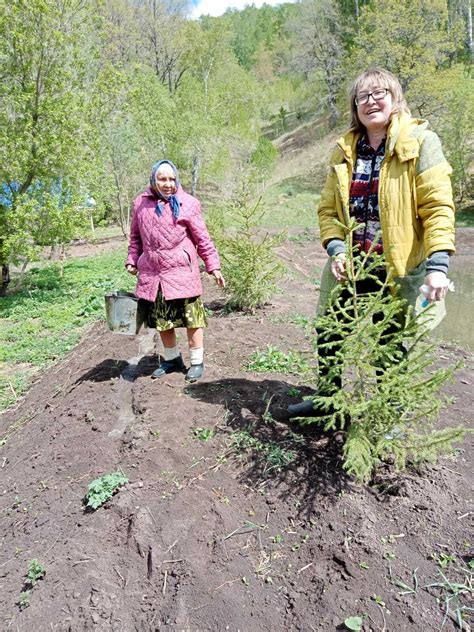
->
[18, 559, 45, 610]
[228, 425, 297, 474]
[424, 558, 473, 629]
[84, 471, 128, 510]
[246, 345, 310, 376]
[298, 221, 465, 482]
[0, 248, 134, 412]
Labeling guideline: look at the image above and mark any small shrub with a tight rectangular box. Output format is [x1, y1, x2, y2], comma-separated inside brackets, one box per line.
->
[299, 221, 465, 483]
[220, 177, 285, 312]
[84, 471, 128, 510]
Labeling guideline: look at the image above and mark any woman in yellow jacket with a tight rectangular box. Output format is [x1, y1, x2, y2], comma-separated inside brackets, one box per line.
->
[288, 68, 455, 417]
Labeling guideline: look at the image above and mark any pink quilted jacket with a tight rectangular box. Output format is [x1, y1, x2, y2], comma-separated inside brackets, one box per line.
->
[125, 186, 221, 301]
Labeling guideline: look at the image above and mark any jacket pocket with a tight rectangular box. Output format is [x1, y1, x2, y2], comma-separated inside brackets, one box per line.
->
[183, 249, 193, 270]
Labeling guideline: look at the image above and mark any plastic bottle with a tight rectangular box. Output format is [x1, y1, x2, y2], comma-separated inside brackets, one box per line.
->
[415, 281, 454, 330]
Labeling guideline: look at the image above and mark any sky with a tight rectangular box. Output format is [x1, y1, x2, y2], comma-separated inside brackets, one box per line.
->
[189, 0, 297, 19]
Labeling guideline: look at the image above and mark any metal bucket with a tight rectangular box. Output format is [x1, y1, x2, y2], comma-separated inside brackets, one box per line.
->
[104, 291, 146, 335]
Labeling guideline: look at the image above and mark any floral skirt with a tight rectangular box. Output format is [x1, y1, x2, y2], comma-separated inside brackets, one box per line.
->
[141, 289, 208, 331]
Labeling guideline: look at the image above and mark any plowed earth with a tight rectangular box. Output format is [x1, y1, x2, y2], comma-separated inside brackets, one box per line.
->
[1, 232, 472, 631]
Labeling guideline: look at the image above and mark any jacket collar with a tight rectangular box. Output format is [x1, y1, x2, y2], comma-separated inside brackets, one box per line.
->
[336, 113, 428, 164]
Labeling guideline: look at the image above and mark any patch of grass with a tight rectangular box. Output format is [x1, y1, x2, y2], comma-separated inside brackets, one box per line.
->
[245, 345, 311, 375]
[455, 203, 474, 227]
[84, 471, 128, 510]
[0, 248, 134, 412]
[228, 426, 298, 473]
[260, 180, 320, 229]
[424, 560, 473, 630]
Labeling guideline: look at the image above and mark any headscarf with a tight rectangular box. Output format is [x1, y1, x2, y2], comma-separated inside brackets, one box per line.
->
[150, 159, 181, 220]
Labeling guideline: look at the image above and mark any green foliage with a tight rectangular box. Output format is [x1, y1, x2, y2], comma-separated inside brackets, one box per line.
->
[344, 616, 363, 631]
[18, 558, 45, 609]
[424, 559, 473, 630]
[84, 472, 128, 510]
[0, 248, 134, 413]
[220, 178, 285, 312]
[246, 345, 310, 376]
[25, 559, 45, 588]
[299, 221, 465, 483]
[192, 427, 215, 442]
[250, 137, 278, 177]
[350, 0, 458, 94]
[18, 591, 30, 610]
[436, 66, 474, 202]
[0, 0, 101, 262]
[261, 181, 320, 229]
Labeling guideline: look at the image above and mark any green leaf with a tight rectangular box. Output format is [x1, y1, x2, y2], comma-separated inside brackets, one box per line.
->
[344, 616, 363, 631]
[84, 472, 128, 510]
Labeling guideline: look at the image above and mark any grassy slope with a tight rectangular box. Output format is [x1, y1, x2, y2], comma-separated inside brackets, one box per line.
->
[0, 249, 134, 412]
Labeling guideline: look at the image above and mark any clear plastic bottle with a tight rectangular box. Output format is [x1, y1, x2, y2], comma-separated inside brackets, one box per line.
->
[415, 281, 454, 330]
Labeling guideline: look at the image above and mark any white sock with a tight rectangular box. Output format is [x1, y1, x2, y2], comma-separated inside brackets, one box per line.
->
[189, 347, 204, 365]
[163, 345, 180, 361]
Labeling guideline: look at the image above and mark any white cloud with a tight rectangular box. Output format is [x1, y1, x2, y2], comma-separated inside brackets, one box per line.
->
[190, 0, 296, 19]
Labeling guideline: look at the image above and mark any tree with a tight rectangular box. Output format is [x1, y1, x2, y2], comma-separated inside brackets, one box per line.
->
[350, 0, 460, 94]
[289, 0, 346, 128]
[220, 176, 285, 312]
[135, 0, 192, 93]
[299, 222, 464, 483]
[0, 0, 101, 290]
[171, 21, 259, 193]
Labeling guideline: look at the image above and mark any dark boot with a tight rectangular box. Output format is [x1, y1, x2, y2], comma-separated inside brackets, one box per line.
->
[185, 363, 204, 382]
[287, 396, 338, 418]
[287, 400, 319, 417]
[151, 353, 185, 379]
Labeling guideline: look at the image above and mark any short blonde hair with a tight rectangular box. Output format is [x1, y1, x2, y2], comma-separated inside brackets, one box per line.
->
[349, 68, 410, 132]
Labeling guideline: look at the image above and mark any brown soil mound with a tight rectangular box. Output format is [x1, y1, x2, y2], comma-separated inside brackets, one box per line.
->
[1, 236, 472, 631]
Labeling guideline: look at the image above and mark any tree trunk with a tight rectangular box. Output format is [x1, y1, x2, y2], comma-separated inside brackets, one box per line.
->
[191, 154, 201, 196]
[468, 0, 473, 62]
[0, 264, 10, 297]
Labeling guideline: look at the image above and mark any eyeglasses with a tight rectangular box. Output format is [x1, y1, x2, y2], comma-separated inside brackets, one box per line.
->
[355, 88, 390, 106]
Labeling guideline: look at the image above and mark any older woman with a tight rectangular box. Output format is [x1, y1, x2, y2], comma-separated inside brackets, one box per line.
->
[126, 159, 224, 382]
[288, 68, 455, 417]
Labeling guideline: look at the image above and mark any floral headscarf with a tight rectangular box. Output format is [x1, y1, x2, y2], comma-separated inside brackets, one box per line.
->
[150, 159, 181, 220]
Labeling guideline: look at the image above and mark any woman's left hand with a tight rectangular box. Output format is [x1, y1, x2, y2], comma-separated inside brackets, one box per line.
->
[423, 271, 449, 302]
[212, 270, 226, 288]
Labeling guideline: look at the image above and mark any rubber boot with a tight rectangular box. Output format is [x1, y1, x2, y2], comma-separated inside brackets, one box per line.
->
[185, 363, 204, 382]
[151, 353, 185, 379]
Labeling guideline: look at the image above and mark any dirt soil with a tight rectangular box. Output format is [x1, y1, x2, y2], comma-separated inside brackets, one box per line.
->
[0, 233, 472, 632]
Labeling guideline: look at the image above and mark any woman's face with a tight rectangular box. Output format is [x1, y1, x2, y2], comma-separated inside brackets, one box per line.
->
[356, 85, 394, 134]
[155, 164, 177, 197]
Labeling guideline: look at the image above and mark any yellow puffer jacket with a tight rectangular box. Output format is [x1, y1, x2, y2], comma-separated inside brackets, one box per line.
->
[318, 113, 455, 278]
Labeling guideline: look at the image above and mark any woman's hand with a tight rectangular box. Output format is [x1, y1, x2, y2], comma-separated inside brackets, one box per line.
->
[212, 270, 225, 288]
[423, 271, 449, 302]
[126, 264, 138, 276]
[331, 253, 347, 282]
